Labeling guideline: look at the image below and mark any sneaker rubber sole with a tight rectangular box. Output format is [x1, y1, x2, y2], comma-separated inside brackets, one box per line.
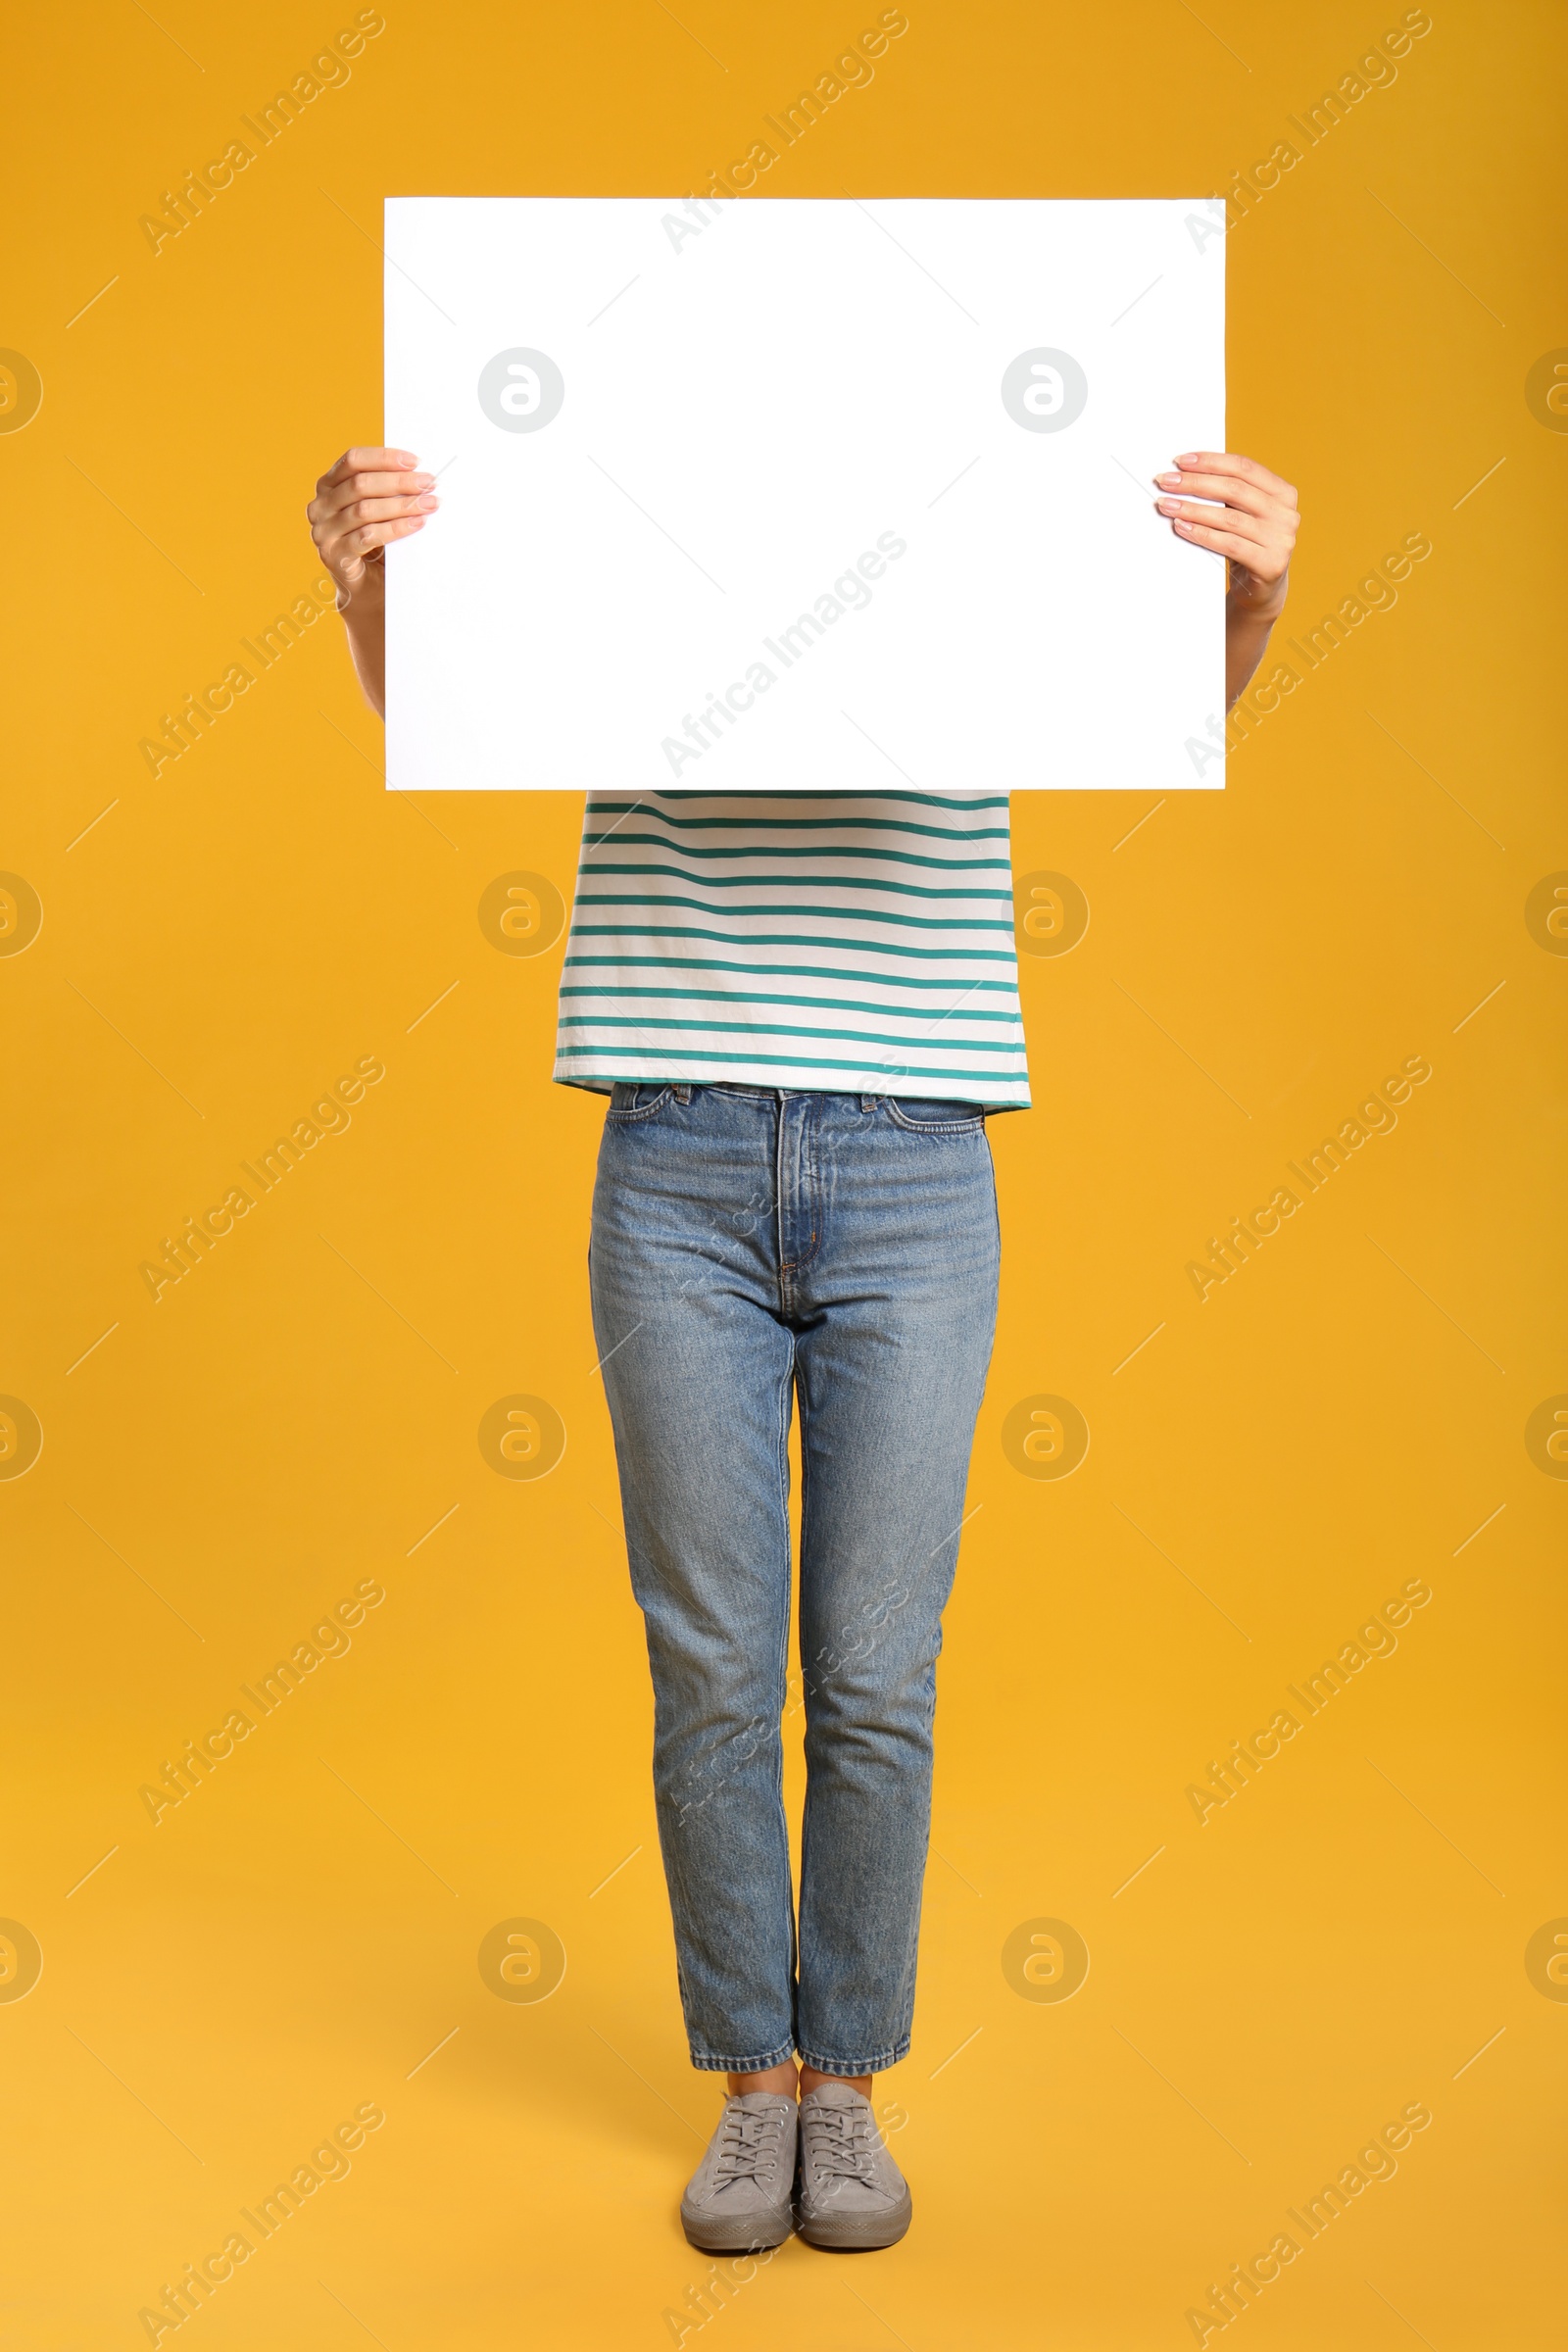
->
[679, 2195, 796, 2254]
[797, 2183, 912, 2251]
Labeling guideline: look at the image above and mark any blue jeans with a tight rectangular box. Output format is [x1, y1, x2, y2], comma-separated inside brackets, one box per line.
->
[589, 1084, 1001, 2077]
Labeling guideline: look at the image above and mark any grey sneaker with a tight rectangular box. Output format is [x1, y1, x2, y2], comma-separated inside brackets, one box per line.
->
[797, 2082, 912, 2249]
[680, 2092, 798, 2252]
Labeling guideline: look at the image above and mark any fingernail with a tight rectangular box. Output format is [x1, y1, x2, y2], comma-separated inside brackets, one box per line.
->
[412, 471, 435, 486]
[1174, 451, 1200, 465]
[1173, 518, 1193, 532]
[1153, 470, 1180, 484]
[1154, 498, 1177, 514]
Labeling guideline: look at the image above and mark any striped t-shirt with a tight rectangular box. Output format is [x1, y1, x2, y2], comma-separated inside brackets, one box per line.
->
[551, 792, 1030, 1109]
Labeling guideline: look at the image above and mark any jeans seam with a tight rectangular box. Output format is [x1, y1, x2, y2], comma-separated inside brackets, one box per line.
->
[883, 1105, 986, 1134]
[689, 2039, 798, 2075]
[780, 1102, 824, 1280]
[775, 1336, 798, 2055]
[605, 1084, 673, 1124]
[797, 2040, 910, 2076]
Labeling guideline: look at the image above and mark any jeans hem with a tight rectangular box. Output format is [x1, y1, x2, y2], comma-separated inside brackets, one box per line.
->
[690, 2040, 798, 2076]
[797, 2040, 909, 2076]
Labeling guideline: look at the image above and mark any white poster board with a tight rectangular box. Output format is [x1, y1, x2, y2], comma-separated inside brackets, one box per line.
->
[384, 197, 1225, 793]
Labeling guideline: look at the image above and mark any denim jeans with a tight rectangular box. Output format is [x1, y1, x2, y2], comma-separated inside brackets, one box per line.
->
[589, 1084, 1001, 2077]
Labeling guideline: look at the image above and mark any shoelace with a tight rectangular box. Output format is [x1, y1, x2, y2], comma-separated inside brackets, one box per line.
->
[714, 2101, 786, 2184]
[803, 2101, 878, 2183]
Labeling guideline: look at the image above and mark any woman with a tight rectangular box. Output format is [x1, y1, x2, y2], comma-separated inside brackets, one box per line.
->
[308, 438, 1298, 2252]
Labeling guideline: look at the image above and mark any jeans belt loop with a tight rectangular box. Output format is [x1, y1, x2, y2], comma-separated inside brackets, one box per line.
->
[674, 1084, 693, 1105]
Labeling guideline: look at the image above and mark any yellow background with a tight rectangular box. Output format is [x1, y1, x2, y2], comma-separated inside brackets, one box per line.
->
[3, 2, 1564, 2345]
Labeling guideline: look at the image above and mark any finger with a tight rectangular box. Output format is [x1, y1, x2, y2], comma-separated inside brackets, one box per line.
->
[323, 491, 439, 532]
[1156, 496, 1272, 547]
[310, 468, 433, 520]
[319, 445, 419, 489]
[1172, 451, 1298, 508]
[320, 514, 427, 579]
[1171, 515, 1287, 569]
[338, 515, 428, 560]
[1152, 467, 1275, 517]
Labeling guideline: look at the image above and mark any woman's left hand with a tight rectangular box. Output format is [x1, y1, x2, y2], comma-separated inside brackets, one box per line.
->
[1154, 451, 1298, 615]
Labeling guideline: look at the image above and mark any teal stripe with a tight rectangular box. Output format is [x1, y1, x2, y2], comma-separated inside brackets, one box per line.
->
[558, 1013, 1026, 1050]
[564, 959, 1020, 988]
[580, 835, 1011, 870]
[564, 928, 1016, 959]
[557, 1043, 1028, 1079]
[574, 869, 1011, 903]
[557, 983, 1024, 1011]
[571, 901, 1011, 931]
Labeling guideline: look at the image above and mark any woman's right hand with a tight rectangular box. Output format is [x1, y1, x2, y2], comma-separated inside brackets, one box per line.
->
[307, 446, 438, 598]
[309, 446, 436, 715]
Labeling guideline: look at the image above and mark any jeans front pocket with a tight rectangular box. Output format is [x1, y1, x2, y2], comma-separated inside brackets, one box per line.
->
[606, 1082, 677, 1122]
[884, 1098, 986, 1134]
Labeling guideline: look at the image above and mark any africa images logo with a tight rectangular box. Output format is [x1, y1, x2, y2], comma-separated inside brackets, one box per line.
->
[477, 348, 565, 432]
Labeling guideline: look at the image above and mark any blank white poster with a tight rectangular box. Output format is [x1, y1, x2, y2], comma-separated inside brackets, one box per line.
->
[384, 197, 1225, 793]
